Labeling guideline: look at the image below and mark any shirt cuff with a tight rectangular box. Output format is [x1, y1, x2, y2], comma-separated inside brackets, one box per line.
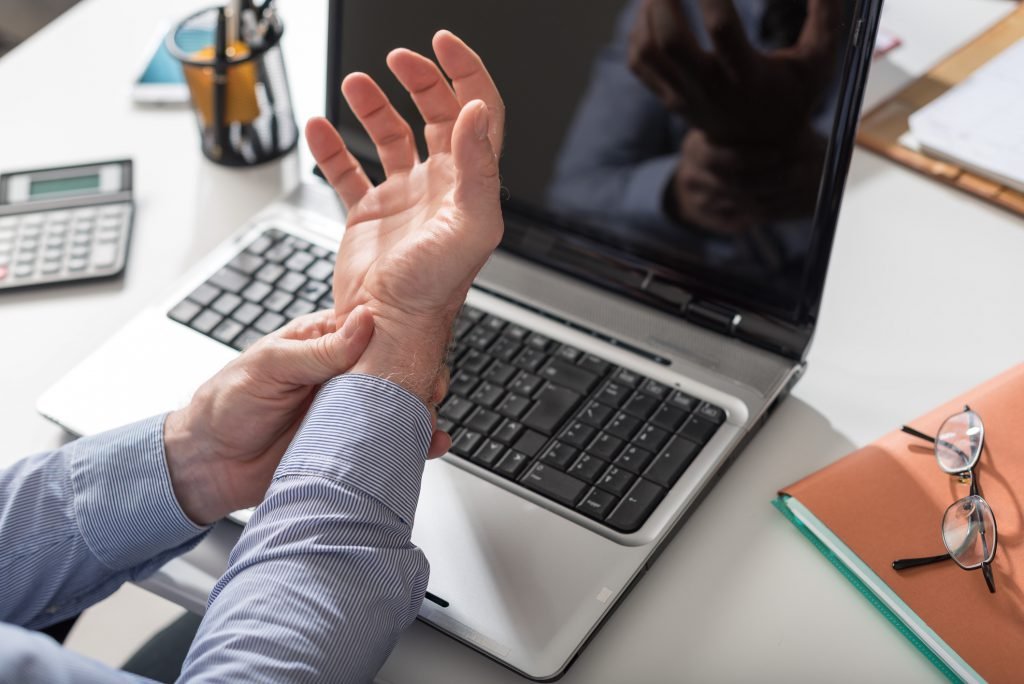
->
[276, 374, 433, 526]
[70, 414, 208, 570]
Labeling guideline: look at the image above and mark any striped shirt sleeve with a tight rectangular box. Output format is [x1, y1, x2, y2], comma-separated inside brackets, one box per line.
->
[178, 374, 433, 683]
[0, 414, 209, 630]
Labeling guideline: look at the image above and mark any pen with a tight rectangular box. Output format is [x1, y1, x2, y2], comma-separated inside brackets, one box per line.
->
[213, 7, 227, 160]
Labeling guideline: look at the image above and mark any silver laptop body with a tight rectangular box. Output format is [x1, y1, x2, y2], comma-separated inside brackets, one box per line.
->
[38, 0, 883, 678]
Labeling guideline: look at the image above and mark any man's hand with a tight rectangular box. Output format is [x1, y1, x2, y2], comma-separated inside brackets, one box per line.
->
[305, 30, 505, 405]
[629, 0, 840, 145]
[164, 308, 448, 526]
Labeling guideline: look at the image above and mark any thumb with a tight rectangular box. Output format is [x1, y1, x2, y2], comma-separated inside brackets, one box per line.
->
[273, 306, 375, 386]
[452, 99, 502, 241]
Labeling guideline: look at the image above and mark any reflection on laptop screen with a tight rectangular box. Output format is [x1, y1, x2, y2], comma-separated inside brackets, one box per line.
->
[332, 0, 861, 333]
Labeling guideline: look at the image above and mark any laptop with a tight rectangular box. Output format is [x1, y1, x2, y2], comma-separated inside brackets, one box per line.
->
[38, 0, 882, 679]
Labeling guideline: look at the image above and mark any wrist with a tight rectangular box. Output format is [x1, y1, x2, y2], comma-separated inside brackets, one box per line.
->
[164, 406, 222, 526]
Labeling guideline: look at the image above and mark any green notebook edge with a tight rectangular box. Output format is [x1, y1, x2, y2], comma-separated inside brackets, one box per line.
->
[772, 495, 984, 684]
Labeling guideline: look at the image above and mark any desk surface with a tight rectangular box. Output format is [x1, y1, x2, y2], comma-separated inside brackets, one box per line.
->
[2, 1, 1022, 681]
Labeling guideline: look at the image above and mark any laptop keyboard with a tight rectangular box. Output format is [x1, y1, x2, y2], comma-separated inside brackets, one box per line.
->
[167, 228, 726, 533]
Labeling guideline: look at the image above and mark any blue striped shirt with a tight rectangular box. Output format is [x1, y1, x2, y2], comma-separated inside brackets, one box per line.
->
[0, 374, 432, 683]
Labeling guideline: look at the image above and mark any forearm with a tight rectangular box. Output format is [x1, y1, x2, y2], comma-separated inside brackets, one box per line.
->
[0, 416, 208, 629]
[0, 622, 151, 683]
[180, 375, 433, 683]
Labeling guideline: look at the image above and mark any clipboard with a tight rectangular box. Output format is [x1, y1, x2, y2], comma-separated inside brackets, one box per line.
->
[856, 7, 1024, 217]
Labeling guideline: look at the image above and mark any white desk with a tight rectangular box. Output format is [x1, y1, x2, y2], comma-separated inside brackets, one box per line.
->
[2, 1, 1021, 681]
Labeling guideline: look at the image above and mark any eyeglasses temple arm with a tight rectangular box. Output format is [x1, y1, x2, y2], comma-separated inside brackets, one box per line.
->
[892, 553, 950, 570]
[900, 425, 935, 443]
[982, 562, 996, 593]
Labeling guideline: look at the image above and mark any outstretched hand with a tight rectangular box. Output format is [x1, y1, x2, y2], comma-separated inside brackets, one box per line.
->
[306, 30, 505, 405]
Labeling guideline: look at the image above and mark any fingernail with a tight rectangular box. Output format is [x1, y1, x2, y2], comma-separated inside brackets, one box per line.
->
[474, 102, 489, 140]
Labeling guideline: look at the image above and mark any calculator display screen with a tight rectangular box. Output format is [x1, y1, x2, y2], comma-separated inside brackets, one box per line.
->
[30, 174, 100, 199]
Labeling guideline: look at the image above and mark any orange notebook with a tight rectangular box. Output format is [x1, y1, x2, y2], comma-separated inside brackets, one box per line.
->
[775, 364, 1024, 683]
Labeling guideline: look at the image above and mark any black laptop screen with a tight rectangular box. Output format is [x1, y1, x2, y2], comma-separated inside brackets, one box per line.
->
[327, 0, 876, 334]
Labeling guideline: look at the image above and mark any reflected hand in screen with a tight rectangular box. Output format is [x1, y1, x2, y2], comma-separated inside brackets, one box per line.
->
[629, 0, 839, 233]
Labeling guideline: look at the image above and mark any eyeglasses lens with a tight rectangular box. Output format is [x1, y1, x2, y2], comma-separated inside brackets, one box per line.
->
[942, 495, 996, 569]
[935, 411, 983, 474]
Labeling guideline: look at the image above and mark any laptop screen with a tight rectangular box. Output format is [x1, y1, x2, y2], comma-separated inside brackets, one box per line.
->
[326, 0, 877, 345]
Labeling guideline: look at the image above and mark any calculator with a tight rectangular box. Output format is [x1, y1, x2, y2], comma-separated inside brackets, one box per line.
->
[0, 160, 134, 291]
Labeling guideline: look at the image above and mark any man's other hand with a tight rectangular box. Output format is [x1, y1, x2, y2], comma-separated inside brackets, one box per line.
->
[164, 308, 448, 526]
[306, 30, 505, 406]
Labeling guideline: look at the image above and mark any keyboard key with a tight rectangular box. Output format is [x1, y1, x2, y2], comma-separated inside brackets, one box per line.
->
[168, 299, 201, 325]
[606, 412, 642, 440]
[255, 263, 285, 284]
[521, 464, 587, 507]
[298, 280, 329, 302]
[262, 289, 293, 313]
[633, 424, 670, 452]
[667, 390, 699, 412]
[697, 402, 726, 425]
[492, 419, 523, 445]
[481, 315, 506, 333]
[594, 381, 630, 408]
[588, 432, 623, 461]
[639, 379, 670, 399]
[522, 384, 581, 435]
[441, 396, 476, 423]
[513, 347, 546, 372]
[231, 301, 263, 326]
[465, 327, 497, 351]
[606, 479, 666, 533]
[504, 324, 528, 341]
[462, 305, 485, 322]
[560, 421, 596, 449]
[651, 404, 687, 432]
[577, 488, 617, 520]
[451, 429, 484, 457]
[310, 245, 330, 259]
[211, 318, 245, 346]
[496, 393, 530, 419]
[644, 436, 700, 488]
[460, 349, 491, 375]
[614, 368, 641, 387]
[229, 251, 265, 275]
[540, 442, 577, 470]
[473, 439, 506, 467]
[509, 371, 542, 397]
[577, 354, 610, 376]
[284, 251, 315, 273]
[465, 408, 502, 434]
[233, 328, 264, 350]
[453, 317, 474, 340]
[525, 332, 552, 351]
[245, 234, 274, 255]
[622, 392, 659, 419]
[555, 344, 581, 363]
[253, 311, 286, 334]
[241, 280, 273, 303]
[437, 418, 456, 434]
[188, 282, 221, 306]
[263, 242, 294, 263]
[209, 267, 250, 293]
[305, 258, 334, 282]
[284, 298, 317, 318]
[211, 292, 242, 316]
[678, 414, 718, 445]
[538, 358, 600, 394]
[488, 336, 520, 362]
[577, 401, 614, 428]
[470, 381, 504, 408]
[597, 466, 635, 497]
[512, 429, 547, 457]
[495, 451, 530, 478]
[275, 271, 307, 294]
[615, 445, 654, 474]
[568, 454, 606, 484]
[483, 360, 516, 385]
[190, 310, 223, 334]
[449, 373, 479, 397]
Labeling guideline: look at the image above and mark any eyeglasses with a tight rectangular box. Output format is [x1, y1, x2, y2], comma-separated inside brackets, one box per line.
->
[892, 405, 998, 594]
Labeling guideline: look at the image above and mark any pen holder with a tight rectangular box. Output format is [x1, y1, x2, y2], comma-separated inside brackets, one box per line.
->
[167, 6, 298, 166]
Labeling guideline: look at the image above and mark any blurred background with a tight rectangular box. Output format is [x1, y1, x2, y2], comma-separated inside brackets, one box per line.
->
[0, 0, 79, 56]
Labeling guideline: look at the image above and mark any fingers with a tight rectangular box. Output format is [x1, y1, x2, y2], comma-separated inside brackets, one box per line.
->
[387, 48, 462, 155]
[432, 30, 505, 156]
[451, 100, 503, 250]
[260, 306, 375, 386]
[629, 0, 709, 115]
[277, 308, 337, 341]
[306, 117, 373, 209]
[796, 0, 841, 59]
[696, 0, 753, 75]
[427, 430, 452, 459]
[342, 72, 419, 176]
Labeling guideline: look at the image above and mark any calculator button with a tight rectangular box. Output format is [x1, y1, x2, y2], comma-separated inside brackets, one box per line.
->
[14, 264, 34, 278]
[67, 259, 88, 272]
[41, 262, 62, 275]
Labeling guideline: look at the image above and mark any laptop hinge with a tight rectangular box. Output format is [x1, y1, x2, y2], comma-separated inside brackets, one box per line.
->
[685, 300, 741, 336]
